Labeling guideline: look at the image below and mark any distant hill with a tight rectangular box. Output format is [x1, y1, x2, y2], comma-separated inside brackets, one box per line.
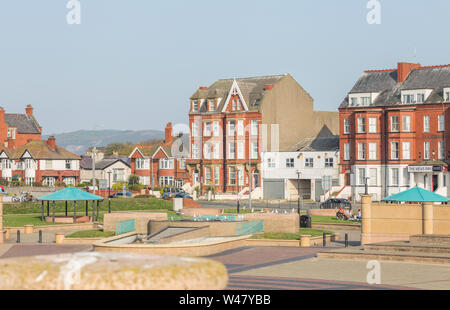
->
[43, 129, 164, 155]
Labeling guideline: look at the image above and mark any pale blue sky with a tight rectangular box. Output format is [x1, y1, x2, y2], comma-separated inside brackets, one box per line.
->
[1, 0, 450, 134]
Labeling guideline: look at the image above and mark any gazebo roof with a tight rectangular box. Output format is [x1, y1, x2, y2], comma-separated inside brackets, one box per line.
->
[38, 187, 104, 201]
[381, 186, 450, 203]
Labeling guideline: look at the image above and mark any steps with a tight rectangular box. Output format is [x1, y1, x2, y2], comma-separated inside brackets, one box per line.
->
[317, 235, 450, 265]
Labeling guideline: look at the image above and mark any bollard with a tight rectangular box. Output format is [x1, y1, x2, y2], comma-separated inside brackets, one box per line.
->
[24, 225, 34, 234]
[55, 233, 65, 245]
[345, 233, 349, 248]
[39, 230, 43, 244]
[323, 232, 326, 247]
[16, 230, 20, 243]
[300, 235, 311, 247]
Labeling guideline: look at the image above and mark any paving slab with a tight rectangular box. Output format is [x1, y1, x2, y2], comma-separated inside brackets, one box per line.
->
[235, 256, 450, 290]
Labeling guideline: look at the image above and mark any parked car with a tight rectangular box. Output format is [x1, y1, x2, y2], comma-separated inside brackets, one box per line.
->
[109, 191, 133, 198]
[162, 187, 183, 199]
[174, 192, 192, 199]
[82, 186, 99, 191]
[320, 198, 352, 210]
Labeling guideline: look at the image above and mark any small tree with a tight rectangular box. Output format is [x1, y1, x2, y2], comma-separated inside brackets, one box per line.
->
[128, 175, 140, 186]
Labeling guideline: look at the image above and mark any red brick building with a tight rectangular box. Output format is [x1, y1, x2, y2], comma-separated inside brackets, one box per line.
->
[0, 105, 42, 149]
[339, 62, 450, 201]
[186, 74, 339, 194]
[0, 136, 81, 186]
[129, 123, 189, 188]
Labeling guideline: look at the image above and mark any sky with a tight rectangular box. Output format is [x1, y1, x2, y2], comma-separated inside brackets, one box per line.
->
[1, 0, 450, 135]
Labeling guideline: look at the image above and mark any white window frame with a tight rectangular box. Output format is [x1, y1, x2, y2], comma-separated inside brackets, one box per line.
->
[402, 142, 411, 160]
[228, 120, 235, 136]
[369, 168, 377, 186]
[368, 117, 377, 133]
[402, 115, 411, 132]
[358, 168, 366, 185]
[369, 143, 377, 160]
[438, 115, 445, 132]
[391, 142, 399, 160]
[344, 143, 350, 161]
[344, 119, 350, 134]
[424, 141, 430, 160]
[228, 142, 235, 159]
[204, 122, 211, 137]
[251, 142, 258, 159]
[438, 141, 444, 160]
[424, 116, 430, 133]
[237, 142, 244, 159]
[305, 158, 314, 168]
[391, 168, 399, 186]
[391, 116, 399, 132]
[358, 143, 366, 160]
[251, 120, 259, 136]
[357, 118, 366, 133]
[286, 158, 295, 168]
[213, 121, 220, 137]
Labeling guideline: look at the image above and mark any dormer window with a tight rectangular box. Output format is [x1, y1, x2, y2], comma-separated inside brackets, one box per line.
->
[208, 101, 215, 112]
[351, 98, 358, 106]
[444, 88, 450, 102]
[401, 89, 432, 104]
[361, 97, 371, 106]
[348, 92, 378, 107]
[7, 128, 16, 140]
[192, 101, 199, 112]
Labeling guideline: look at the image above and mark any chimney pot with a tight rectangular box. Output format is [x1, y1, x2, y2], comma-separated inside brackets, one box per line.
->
[397, 62, 421, 83]
[26, 105, 33, 116]
[47, 136, 56, 151]
[165, 122, 173, 144]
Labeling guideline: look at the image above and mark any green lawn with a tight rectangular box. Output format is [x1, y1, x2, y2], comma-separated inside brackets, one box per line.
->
[251, 228, 334, 240]
[311, 215, 360, 225]
[65, 230, 115, 239]
[3, 198, 172, 215]
[2, 215, 73, 227]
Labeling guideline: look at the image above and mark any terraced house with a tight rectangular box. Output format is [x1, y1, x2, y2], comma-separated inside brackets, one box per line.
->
[0, 136, 81, 186]
[339, 62, 450, 201]
[0, 105, 42, 149]
[187, 74, 338, 194]
[129, 123, 189, 188]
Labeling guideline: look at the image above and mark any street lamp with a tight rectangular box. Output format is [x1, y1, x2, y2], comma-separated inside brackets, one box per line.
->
[107, 171, 112, 213]
[296, 170, 301, 217]
[364, 177, 370, 195]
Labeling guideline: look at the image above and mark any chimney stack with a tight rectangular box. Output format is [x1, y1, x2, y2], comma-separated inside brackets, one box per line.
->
[265, 84, 274, 91]
[0, 107, 4, 123]
[165, 122, 173, 144]
[397, 62, 421, 83]
[47, 136, 56, 151]
[7, 139, 15, 150]
[25, 105, 33, 116]
[199, 86, 208, 90]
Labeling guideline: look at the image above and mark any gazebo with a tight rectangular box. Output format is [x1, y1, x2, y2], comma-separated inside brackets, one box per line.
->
[38, 187, 104, 223]
[381, 186, 450, 203]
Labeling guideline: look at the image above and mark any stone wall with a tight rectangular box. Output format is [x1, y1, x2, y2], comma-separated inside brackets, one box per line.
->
[243, 213, 299, 234]
[103, 213, 168, 234]
[181, 208, 224, 217]
[361, 195, 450, 244]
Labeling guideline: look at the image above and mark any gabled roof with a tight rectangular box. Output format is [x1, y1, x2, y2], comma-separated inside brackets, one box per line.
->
[80, 157, 131, 170]
[289, 136, 340, 152]
[2, 140, 80, 160]
[190, 74, 287, 112]
[4, 113, 41, 134]
[129, 135, 186, 159]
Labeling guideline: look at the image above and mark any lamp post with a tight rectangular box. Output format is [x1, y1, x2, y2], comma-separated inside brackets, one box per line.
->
[296, 169, 301, 217]
[364, 177, 370, 195]
[107, 171, 112, 213]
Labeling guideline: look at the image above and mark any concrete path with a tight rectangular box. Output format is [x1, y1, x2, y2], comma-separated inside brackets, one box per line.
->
[234, 255, 450, 290]
[0, 244, 92, 259]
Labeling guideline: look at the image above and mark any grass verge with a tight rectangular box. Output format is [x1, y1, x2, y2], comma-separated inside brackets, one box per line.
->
[250, 228, 334, 240]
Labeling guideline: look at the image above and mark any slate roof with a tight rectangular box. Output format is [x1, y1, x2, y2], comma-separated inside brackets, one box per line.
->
[190, 74, 287, 112]
[290, 136, 340, 152]
[80, 157, 131, 170]
[2, 140, 80, 160]
[340, 65, 450, 109]
[131, 135, 187, 158]
[4, 113, 41, 134]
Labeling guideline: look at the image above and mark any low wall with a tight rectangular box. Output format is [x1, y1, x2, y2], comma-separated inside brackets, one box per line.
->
[93, 232, 250, 257]
[246, 234, 338, 247]
[307, 209, 338, 217]
[103, 213, 168, 234]
[5, 222, 99, 233]
[149, 221, 239, 237]
[45, 216, 92, 224]
[181, 208, 224, 217]
[243, 213, 299, 234]
[361, 195, 450, 245]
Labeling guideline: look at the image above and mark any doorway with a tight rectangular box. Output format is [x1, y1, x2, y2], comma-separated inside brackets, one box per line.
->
[432, 175, 438, 192]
